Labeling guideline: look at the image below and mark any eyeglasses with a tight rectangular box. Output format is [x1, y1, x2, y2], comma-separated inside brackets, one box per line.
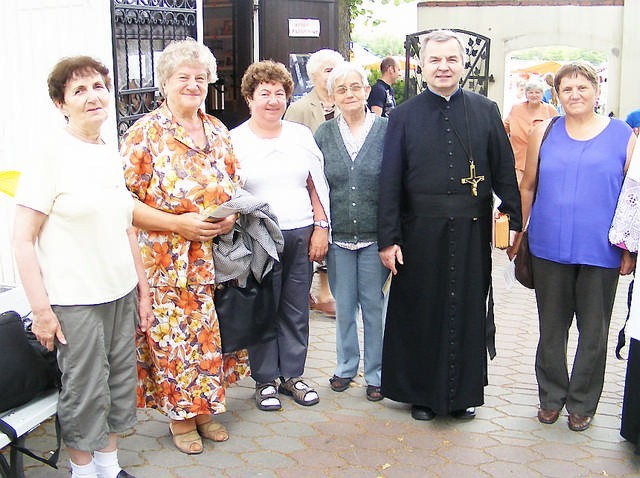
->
[333, 84, 364, 95]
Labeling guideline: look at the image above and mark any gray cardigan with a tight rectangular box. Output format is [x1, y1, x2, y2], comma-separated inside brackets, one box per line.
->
[314, 116, 387, 243]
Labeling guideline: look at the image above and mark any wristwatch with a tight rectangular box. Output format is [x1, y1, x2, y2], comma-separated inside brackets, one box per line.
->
[313, 220, 329, 229]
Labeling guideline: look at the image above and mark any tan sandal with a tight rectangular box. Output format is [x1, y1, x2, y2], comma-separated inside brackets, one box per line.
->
[197, 420, 229, 442]
[169, 423, 203, 455]
[278, 377, 319, 406]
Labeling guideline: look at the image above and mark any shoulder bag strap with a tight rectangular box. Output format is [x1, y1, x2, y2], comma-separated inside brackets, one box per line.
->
[0, 415, 61, 469]
[533, 115, 560, 203]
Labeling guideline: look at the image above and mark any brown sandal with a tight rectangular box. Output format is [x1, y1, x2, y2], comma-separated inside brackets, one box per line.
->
[278, 377, 319, 406]
[169, 423, 203, 455]
[197, 420, 229, 442]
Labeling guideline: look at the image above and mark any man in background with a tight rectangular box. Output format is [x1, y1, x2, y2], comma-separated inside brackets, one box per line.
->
[367, 56, 400, 117]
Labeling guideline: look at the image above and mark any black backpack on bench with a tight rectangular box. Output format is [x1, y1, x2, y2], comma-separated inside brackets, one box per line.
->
[0, 310, 61, 471]
[0, 310, 59, 412]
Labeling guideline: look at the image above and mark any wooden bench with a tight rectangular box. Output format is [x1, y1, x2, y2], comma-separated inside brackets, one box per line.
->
[0, 390, 58, 478]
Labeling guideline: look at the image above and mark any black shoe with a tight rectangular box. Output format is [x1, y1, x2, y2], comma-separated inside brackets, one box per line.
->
[411, 404, 435, 421]
[116, 471, 136, 478]
[450, 407, 476, 420]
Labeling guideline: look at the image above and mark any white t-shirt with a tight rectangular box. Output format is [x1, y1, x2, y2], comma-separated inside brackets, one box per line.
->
[230, 120, 330, 230]
[15, 130, 137, 305]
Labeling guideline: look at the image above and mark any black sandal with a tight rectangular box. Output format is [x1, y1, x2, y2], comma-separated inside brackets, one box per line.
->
[366, 385, 383, 402]
[255, 382, 282, 411]
[329, 375, 352, 392]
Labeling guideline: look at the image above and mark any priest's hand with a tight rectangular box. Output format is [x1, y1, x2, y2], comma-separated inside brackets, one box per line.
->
[380, 244, 404, 275]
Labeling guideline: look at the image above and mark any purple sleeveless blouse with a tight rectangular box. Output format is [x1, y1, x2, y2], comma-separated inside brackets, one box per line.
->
[529, 116, 632, 268]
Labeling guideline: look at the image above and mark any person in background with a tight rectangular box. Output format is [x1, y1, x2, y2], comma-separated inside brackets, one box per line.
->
[504, 80, 558, 183]
[609, 143, 640, 455]
[367, 56, 400, 118]
[378, 30, 522, 422]
[231, 60, 330, 411]
[13, 55, 152, 478]
[626, 107, 640, 136]
[503, 78, 527, 119]
[621, 274, 640, 454]
[314, 62, 388, 402]
[518, 61, 635, 432]
[121, 39, 250, 455]
[284, 48, 345, 318]
[541, 72, 560, 110]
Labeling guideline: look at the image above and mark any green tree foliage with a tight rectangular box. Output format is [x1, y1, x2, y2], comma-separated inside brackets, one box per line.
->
[348, 0, 415, 31]
[353, 32, 404, 57]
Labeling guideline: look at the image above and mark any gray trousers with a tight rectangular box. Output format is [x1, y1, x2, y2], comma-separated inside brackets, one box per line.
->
[248, 226, 313, 383]
[532, 256, 619, 417]
[54, 289, 138, 451]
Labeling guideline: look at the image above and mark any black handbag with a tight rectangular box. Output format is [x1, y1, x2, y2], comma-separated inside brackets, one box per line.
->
[515, 116, 560, 289]
[0, 311, 59, 413]
[514, 231, 534, 289]
[215, 271, 277, 353]
[0, 310, 62, 472]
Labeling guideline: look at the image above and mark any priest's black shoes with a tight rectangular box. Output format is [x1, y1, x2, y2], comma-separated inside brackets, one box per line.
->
[450, 407, 476, 420]
[411, 404, 435, 421]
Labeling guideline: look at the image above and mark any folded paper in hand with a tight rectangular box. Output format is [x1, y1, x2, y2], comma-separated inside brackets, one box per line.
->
[207, 204, 237, 221]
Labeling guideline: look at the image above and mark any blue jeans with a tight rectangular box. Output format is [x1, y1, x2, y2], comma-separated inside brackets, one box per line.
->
[327, 243, 388, 386]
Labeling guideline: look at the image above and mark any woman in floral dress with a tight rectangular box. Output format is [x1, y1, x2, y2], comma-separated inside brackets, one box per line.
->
[121, 39, 249, 455]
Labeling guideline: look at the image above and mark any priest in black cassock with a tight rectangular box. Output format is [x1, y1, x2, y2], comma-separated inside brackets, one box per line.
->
[378, 30, 522, 421]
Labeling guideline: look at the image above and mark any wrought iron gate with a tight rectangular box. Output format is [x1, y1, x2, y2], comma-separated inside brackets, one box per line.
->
[404, 29, 491, 100]
[111, 0, 198, 139]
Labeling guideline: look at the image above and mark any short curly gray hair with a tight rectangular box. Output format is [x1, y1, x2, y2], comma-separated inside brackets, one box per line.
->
[306, 49, 344, 84]
[524, 80, 545, 93]
[156, 38, 217, 96]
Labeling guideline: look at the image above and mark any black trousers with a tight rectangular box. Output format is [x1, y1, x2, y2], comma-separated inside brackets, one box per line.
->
[621, 337, 640, 454]
[532, 256, 619, 416]
[247, 226, 313, 383]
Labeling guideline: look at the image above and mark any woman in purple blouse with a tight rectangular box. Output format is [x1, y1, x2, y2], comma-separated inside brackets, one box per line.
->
[518, 61, 636, 432]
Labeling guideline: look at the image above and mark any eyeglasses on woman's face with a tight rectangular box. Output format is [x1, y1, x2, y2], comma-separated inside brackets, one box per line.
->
[333, 83, 364, 95]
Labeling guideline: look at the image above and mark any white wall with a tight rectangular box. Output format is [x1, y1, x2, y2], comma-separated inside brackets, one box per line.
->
[0, 0, 114, 286]
[619, 0, 640, 119]
[415, 4, 637, 116]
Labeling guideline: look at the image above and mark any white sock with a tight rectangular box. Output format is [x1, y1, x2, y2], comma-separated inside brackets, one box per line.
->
[93, 449, 122, 478]
[70, 459, 98, 478]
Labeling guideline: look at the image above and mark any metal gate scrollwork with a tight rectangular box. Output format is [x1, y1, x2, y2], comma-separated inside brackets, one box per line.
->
[111, 0, 197, 140]
[404, 29, 491, 100]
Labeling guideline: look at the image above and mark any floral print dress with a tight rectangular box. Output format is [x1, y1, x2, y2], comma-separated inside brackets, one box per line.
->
[122, 103, 250, 419]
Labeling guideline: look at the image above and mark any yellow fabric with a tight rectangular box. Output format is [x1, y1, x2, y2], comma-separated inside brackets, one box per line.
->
[0, 170, 20, 197]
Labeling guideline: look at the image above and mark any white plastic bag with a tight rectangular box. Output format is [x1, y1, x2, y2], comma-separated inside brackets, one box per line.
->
[503, 258, 516, 290]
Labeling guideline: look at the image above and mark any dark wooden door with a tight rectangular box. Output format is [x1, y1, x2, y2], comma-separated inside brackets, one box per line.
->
[259, 0, 339, 65]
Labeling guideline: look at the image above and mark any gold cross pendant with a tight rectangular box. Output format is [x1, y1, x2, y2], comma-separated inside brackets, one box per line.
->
[460, 161, 485, 197]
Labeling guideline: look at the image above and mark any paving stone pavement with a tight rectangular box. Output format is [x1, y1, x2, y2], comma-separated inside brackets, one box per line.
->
[6, 251, 640, 477]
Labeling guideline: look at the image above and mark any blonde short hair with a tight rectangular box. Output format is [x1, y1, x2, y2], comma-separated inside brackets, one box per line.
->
[156, 38, 217, 96]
